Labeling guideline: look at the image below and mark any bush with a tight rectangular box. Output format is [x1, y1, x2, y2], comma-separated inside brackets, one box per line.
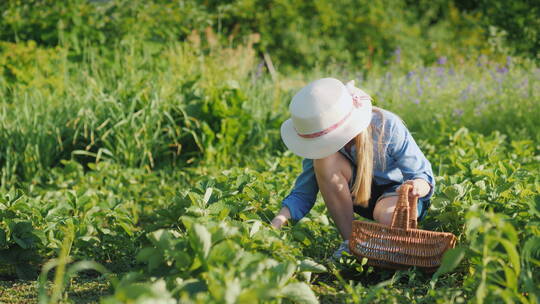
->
[0, 0, 502, 70]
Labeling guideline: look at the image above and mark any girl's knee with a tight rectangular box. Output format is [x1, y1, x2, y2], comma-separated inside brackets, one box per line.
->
[374, 210, 394, 226]
[373, 196, 398, 226]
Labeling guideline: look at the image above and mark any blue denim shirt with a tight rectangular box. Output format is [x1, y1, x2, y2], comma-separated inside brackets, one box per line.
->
[282, 109, 435, 221]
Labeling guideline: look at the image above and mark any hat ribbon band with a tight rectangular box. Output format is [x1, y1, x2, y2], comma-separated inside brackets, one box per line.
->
[296, 95, 368, 139]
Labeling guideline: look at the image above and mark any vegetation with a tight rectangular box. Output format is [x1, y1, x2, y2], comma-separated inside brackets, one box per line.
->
[0, 0, 538, 303]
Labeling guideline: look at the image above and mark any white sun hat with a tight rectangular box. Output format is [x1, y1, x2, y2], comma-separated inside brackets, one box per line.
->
[280, 78, 373, 159]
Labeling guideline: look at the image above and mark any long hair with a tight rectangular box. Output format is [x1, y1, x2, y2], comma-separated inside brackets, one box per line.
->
[351, 107, 386, 207]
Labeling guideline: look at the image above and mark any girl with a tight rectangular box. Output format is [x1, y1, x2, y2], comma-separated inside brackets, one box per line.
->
[271, 78, 434, 259]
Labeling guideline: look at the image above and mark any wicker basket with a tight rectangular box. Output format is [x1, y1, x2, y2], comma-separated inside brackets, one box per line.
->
[349, 184, 456, 272]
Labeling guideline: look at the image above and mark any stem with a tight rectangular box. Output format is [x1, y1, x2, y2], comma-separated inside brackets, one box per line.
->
[50, 223, 75, 303]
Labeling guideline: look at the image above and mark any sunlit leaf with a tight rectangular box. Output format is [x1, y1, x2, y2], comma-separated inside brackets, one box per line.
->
[191, 223, 212, 259]
[298, 259, 327, 273]
[497, 238, 520, 276]
[249, 220, 261, 237]
[280, 282, 318, 304]
[272, 261, 296, 287]
[203, 187, 213, 206]
[433, 247, 467, 279]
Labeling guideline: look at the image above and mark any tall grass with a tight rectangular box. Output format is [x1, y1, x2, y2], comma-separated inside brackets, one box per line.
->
[0, 39, 274, 184]
[1, 38, 538, 186]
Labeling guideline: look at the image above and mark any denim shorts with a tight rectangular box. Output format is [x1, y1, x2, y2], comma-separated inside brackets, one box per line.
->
[349, 168, 431, 221]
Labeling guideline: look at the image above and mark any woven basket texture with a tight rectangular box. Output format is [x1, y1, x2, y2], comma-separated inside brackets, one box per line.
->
[349, 184, 456, 271]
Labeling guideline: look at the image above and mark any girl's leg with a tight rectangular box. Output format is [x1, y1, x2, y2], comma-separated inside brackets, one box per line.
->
[313, 152, 354, 240]
[373, 196, 399, 226]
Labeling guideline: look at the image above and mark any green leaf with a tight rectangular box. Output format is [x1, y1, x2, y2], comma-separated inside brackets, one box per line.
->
[173, 251, 192, 270]
[497, 238, 520, 276]
[148, 229, 173, 251]
[13, 234, 31, 249]
[280, 282, 318, 304]
[522, 236, 540, 263]
[249, 220, 261, 237]
[187, 192, 202, 207]
[208, 240, 239, 265]
[298, 259, 327, 273]
[433, 247, 467, 279]
[225, 278, 241, 304]
[191, 224, 211, 258]
[476, 281, 486, 303]
[500, 263, 518, 291]
[137, 247, 163, 271]
[520, 238, 540, 301]
[272, 261, 296, 287]
[203, 187, 213, 205]
[136, 247, 158, 263]
[65, 261, 110, 279]
[177, 279, 208, 296]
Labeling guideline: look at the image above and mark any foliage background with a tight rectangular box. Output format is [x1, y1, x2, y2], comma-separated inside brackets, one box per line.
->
[0, 0, 538, 303]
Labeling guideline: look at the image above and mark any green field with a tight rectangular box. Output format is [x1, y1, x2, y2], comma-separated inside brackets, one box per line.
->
[0, 1, 539, 303]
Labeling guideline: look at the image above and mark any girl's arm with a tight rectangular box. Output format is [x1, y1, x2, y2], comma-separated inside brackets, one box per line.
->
[271, 159, 319, 229]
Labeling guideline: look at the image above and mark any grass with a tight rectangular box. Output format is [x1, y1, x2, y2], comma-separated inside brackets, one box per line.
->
[0, 277, 110, 304]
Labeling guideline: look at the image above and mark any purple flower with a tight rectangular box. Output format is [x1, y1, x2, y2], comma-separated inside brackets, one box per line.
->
[474, 103, 487, 116]
[477, 55, 487, 67]
[497, 66, 509, 74]
[488, 68, 497, 80]
[255, 61, 265, 79]
[394, 48, 401, 64]
[453, 109, 464, 117]
[506, 56, 512, 68]
[416, 78, 423, 96]
[520, 78, 529, 89]
[436, 67, 445, 78]
[437, 56, 447, 65]
[407, 71, 415, 79]
[459, 84, 472, 101]
[385, 72, 392, 82]
[413, 98, 421, 104]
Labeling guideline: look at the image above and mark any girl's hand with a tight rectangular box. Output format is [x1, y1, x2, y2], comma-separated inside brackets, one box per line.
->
[271, 206, 291, 229]
[399, 179, 431, 198]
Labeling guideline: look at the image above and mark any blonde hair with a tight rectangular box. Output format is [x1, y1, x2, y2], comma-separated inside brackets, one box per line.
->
[351, 107, 386, 207]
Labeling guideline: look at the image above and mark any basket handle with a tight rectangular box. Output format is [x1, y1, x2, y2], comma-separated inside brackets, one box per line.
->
[390, 184, 418, 230]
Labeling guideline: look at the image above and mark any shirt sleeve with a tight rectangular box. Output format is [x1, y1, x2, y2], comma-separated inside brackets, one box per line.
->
[387, 117, 436, 200]
[281, 158, 319, 221]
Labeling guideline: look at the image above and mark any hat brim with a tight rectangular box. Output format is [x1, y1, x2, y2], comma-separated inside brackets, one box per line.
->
[280, 103, 373, 159]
